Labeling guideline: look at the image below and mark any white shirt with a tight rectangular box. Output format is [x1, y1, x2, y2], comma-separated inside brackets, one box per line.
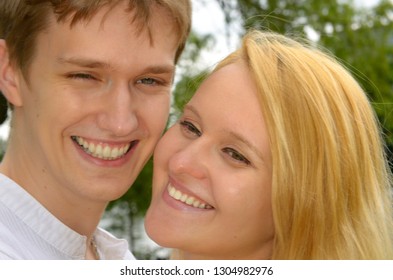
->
[0, 174, 135, 260]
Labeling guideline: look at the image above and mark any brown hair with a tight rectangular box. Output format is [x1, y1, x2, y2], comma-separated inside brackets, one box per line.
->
[0, 0, 192, 77]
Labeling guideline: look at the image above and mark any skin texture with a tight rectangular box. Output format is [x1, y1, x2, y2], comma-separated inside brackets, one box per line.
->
[0, 2, 178, 238]
[145, 61, 275, 259]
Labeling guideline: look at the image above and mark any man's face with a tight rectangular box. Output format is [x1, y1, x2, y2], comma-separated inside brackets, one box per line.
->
[11, 3, 177, 206]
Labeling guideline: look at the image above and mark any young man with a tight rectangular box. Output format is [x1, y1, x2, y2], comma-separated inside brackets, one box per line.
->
[0, 0, 191, 259]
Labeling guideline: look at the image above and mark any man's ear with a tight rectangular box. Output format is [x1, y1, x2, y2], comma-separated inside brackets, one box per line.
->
[0, 39, 23, 107]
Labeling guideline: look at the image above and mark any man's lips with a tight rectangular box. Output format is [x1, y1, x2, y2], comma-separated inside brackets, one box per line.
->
[71, 136, 137, 161]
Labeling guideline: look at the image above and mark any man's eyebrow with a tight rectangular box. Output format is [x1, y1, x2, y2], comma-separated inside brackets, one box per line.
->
[57, 56, 112, 69]
[56, 56, 175, 75]
[143, 65, 175, 75]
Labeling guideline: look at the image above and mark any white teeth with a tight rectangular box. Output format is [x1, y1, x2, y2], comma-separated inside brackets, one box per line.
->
[193, 200, 201, 208]
[185, 196, 194, 205]
[73, 136, 131, 160]
[167, 184, 212, 209]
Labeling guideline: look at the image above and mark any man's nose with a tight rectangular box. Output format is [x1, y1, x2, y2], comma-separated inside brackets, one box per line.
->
[97, 84, 138, 137]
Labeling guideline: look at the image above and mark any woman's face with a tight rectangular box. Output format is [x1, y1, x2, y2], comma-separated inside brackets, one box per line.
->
[145, 61, 274, 259]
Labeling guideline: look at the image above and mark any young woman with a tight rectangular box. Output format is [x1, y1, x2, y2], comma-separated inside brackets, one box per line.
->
[145, 30, 393, 259]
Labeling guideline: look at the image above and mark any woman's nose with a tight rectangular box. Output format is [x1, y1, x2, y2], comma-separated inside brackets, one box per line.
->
[168, 139, 208, 180]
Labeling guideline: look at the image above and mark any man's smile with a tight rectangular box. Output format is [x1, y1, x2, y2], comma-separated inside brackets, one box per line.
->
[71, 136, 137, 160]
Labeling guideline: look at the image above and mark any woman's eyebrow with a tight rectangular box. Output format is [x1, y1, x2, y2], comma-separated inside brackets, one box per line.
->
[183, 104, 201, 118]
[226, 130, 265, 163]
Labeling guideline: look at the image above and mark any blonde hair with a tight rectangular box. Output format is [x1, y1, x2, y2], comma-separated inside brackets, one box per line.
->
[215, 30, 393, 259]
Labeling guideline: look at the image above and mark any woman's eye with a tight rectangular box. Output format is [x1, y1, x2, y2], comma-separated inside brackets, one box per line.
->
[179, 120, 202, 137]
[222, 147, 251, 165]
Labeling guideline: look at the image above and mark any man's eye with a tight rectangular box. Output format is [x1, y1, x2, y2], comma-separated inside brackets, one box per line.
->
[179, 120, 202, 137]
[68, 73, 96, 80]
[222, 147, 251, 165]
[137, 77, 159, 85]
